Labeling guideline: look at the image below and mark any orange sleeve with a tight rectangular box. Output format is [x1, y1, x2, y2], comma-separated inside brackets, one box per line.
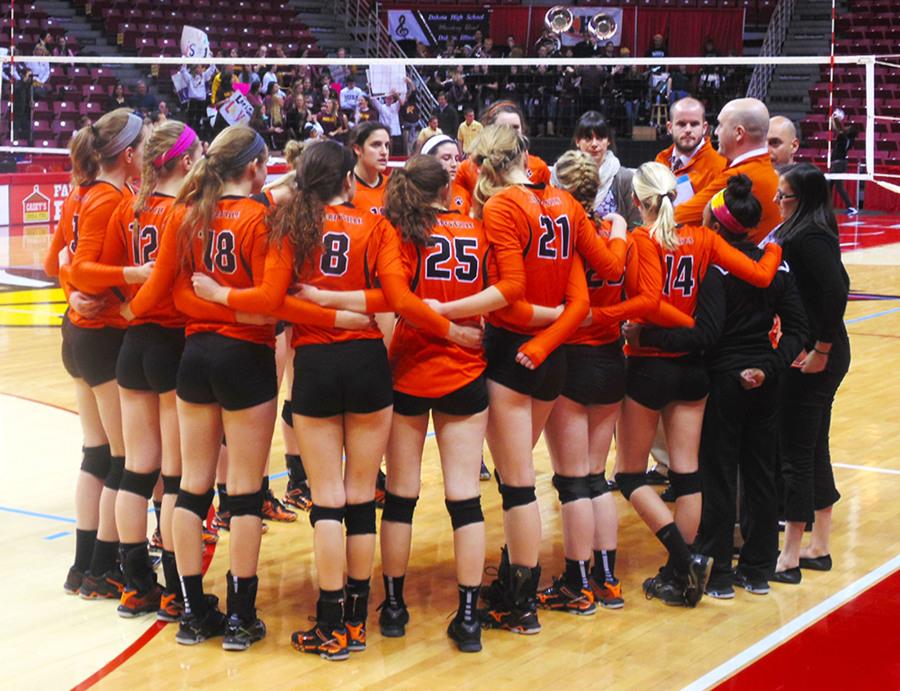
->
[70, 202, 131, 294]
[651, 301, 696, 327]
[574, 208, 626, 280]
[130, 212, 179, 317]
[455, 159, 477, 193]
[69, 191, 126, 292]
[225, 235, 293, 313]
[518, 254, 590, 367]
[363, 289, 390, 312]
[270, 296, 339, 327]
[172, 268, 238, 323]
[593, 234, 662, 325]
[494, 299, 536, 327]
[674, 168, 729, 225]
[375, 220, 452, 338]
[482, 197, 526, 304]
[709, 233, 783, 288]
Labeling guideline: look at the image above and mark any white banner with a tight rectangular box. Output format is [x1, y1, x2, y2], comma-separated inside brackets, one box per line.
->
[219, 92, 254, 126]
[171, 70, 190, 104]
[366, 64, 407, 99]
[561, 8, 624, 47]
[180, 26, 210, 59]
[387, 10, 430, 45]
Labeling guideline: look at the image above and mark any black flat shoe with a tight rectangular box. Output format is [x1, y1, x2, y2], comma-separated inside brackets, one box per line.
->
[771, 567, 802, 585]
[799, 555, 832, 571]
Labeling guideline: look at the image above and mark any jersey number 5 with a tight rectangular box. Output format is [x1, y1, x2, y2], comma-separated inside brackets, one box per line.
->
[203, 229, 237, 274]
[537, 214, 571, 260]
[663, 255, 695, 297]
[425, 236, 479, 283]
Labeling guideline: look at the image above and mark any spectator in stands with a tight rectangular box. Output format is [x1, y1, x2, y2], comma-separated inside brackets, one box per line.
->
[768, 115, 800, 167]
[180, 64, 215, 137]
[417, 115, 442, 147]
[434, 91, 459, 136]
[12, 68, 34, 144]
[499, 35, 516, 58]
[285, 91, 313, 141]
[401, 93, 423, 154]
[675, 97, 781, 244]
[247, 82, 264, 109]
[331, 47, 350, 85]
[611, 46, 641, 137]
[456, 108, 483, 155]
[36, 31, 55, 53]
[157, 101, 170, 120]
[829, 111, 860, 215]
[105, 82, 128, 114]
[25, 44, 52, 105]
[129, 80, 158, 116]
[339, 76, 365, 115]
[318, 97, 349, 144]
[261, 66, 281, 97]
[476, 37, 497, 59]
[646, 33, 669, 117]
[371, 79, 414, 154]
[355, 95, 377, 125]
[448, 68, 473, 115]
[668, 67, 692, 104]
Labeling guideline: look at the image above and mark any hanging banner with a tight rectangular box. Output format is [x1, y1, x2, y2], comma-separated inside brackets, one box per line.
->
[560, 8, 624, 47]
[387, 10, 489, 46]
[180, 25, 210, 59]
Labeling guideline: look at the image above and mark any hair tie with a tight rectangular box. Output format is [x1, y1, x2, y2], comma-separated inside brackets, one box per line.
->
[96, 113, 144, 158]
[709, 188, 746, 235]
[153, 125, 198, 169]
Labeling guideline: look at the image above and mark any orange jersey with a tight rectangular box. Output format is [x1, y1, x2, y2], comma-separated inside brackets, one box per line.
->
[66, 181, 132, 330]
[455, 153, 551, 196]
[133, 195, 274, 346]
[674, 151, 781, 244]
[388, 211, 488, 398]
[353, 171, 390, 216]
[448, 182, 472, 217]
[627, 224, 783, 357]
[655, 138, 727, 203]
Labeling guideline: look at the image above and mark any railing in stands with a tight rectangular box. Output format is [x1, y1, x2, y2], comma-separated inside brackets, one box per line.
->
[747, 0, 797, 100]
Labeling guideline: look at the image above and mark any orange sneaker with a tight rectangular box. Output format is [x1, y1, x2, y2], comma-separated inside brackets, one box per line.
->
[157, 590, 185, 622]
[118, 583, 163, 618]
[262, 491, 297, 522]
[346, 620, 366, 652]
[590, 577, 624, 609]
[292, 621, 350, 661]
[536, 577, 596, 616]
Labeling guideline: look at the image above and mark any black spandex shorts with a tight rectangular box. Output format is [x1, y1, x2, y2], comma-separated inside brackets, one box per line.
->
[625, 355, 709, 411]
[176, 332, 277, 411]
[60, 312, 80, 379]
[484, 324, 566, 402]
[116, 323, 185, 393]
[393, 374, 489, 417]
[67, 321, 125, 387]
[561, 341, 626, 406]
[292, 339, 393, 418]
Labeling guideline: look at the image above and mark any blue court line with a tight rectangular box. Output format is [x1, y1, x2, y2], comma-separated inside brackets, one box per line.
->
[44, 531, 72, 540]
[845, 305, 900, 325]
[0, 505, 76, 524]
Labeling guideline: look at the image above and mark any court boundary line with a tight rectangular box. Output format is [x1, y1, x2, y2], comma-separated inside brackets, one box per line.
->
[833, 462, 900, 475]
[682, 554, 900, 691]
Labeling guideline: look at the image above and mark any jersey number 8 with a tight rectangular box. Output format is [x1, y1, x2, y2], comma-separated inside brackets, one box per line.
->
[203, 229, 237, 274]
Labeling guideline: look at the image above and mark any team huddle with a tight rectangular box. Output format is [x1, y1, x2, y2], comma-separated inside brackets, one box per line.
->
[44, 94, 849, 660]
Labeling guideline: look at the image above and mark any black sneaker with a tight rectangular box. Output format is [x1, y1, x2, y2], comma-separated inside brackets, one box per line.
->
[704, 576, 735, 600]
[479, 546, 510, 609]
[447, 616, 482, 653]
[480, 564, 541, 635]
[377, 600, 410, 638]
[176, 597, 228, 645]
[684, 554, 712, 607]
[642, 571, 687, 607]
[64, 566, 84, 595]
[79, 568, 125, 600]
[734, 569, 770, 595]
[223, 613, 267, 651]
[479, 605, 541, 634]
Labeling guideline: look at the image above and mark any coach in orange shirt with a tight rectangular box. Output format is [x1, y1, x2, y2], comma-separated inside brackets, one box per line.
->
[675, 98, 780, 244]
[655, 97, 727, 207]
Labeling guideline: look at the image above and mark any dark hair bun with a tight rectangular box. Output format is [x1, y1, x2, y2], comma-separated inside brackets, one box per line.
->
[726, 174, 753, 199]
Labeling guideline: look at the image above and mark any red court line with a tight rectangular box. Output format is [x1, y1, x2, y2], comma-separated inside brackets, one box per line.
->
[0, 391, 77, 415]
[715, 569, 900, 690]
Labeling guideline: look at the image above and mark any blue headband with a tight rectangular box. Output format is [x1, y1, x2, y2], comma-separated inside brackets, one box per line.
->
[232, 131, 267, 168]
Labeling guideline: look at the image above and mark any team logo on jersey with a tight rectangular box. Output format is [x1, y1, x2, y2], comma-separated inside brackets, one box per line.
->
[454, 196, 463, 208]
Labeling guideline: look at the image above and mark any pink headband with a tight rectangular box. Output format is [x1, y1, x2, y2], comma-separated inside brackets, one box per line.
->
[709, 188, 746, 235]
[153, 125, 198, 169]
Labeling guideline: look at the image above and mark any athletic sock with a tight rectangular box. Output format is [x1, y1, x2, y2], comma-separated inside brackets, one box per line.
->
[261, 475, 270, 494]
[228, 572, 259, 620]
[74, 529, 97, 572]
[656, 522, 692, 576]
[285, 454, 307, 485]
[317, 588, 344, 627]
[90, 538, 119, 575]
[346, 576, 370, 623]
[457, 585, 479, 622]
[180, 574, 206, 617]
[121, 541, 152, 586]
[161, 549, 182, 599]
[593, 549, 617, 583]
[564, 558, 591, 590]
[383, 574, 405, 609]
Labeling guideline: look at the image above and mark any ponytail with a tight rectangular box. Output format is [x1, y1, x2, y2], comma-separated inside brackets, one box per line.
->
[134, 120, 198, 214]
[632, 162, 680, 251]
[384, 155, 447, 245]
[471, 124, 528, 218]
[69, 108, 145, 186]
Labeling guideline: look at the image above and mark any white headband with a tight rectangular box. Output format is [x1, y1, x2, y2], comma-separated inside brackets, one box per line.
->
[420, 135, 457, 156]
[97, 113, 144, 158]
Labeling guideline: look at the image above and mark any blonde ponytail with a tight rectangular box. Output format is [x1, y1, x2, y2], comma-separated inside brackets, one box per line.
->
[134, 120, 197, 214]
[471, 124, 528, 218]
[69, 107, 143, 186]
[633, 161, 680, 251]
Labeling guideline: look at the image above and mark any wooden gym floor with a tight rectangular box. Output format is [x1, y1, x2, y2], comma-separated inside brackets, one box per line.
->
[1, 215, 898, 690]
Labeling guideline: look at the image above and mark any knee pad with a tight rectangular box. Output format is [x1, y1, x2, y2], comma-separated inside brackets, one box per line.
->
[162, 474, 182, 495]
[345, 501, 377, 536]
[669, 470, 702, 498]
[175, 488, 215, 521]
[119, 468, 161, 499]
[228, 490, 265, 517]
[310, 504, 346, 527]
[615, 472, 647, 501]
[281, 399, 293, 428]
[551, 474, 592, 504]
[104, 455, 125, 490]
[81, 444, 111, 481]
[445, 496, 483, 530]
[498, 483, 536, 511]
[382, 492, 418, 524]
[587, 472, 609, 499]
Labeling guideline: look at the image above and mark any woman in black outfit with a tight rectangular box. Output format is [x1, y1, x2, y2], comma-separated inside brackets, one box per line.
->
[631, 175, 808, 598]
[829, 112, 860, 215]
[771, 163, 851, 584]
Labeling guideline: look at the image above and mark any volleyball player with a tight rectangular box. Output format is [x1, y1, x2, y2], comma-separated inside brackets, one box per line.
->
[615, 162, 783, 607]
[419, 133, 472, 216]
[351, 121, 391, 216]
[50, 109, 148, 599]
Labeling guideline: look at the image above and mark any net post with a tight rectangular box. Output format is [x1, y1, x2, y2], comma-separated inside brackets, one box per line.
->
[864, 56, 875, 182]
